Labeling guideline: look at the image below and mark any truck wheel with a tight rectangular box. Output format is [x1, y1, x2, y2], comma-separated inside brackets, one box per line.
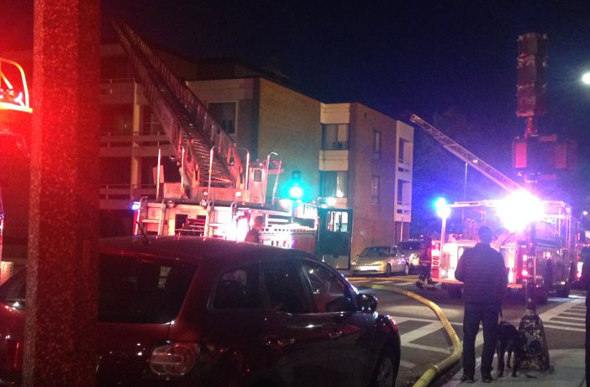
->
[447, 287, 462, 299]
[535, 286, 549, 304]
[556, 284, 570, 298]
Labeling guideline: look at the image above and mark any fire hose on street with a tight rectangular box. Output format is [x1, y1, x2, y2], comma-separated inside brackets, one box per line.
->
[366, 283, 462, 387]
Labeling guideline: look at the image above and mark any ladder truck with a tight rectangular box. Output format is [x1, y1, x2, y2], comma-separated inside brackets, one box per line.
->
[114, 22, 353, 269]
[407, 113, 578, 301]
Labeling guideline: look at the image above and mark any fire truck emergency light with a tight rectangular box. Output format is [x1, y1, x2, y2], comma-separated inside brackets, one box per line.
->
[496, 190, 544, 233]
[434, 197, 451, 219]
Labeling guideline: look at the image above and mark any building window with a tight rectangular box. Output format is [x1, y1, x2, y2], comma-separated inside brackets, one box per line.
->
[322, 124, 349, 150]
[208, 102, 236, 135]
[321, 171, 348, 198]
[397, 180, 405, 206]
[100, 158, 131, 184]
[371, 175, 380, 205]
[399, 138, 407, 163]
[140, 105, 163, 135]
[100, 104, 133, 136]
[373, 130, 381, 158]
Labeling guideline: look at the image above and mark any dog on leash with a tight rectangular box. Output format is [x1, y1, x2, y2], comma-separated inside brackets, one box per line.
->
[496, 321, 521, 377]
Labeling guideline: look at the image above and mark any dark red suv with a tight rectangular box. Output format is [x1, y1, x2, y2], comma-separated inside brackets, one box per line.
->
[0, 236, 400, 386]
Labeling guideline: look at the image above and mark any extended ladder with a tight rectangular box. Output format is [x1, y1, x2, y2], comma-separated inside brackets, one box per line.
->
[407, 113, 526, 193]
[113, 21, 244, 200]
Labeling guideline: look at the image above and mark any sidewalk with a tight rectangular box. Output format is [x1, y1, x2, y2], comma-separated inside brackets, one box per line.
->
[442, 349, 586, 386]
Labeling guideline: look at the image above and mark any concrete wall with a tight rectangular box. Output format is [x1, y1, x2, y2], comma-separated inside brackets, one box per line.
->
[348, 103, 398, 257]
[257, 79, 322, 203]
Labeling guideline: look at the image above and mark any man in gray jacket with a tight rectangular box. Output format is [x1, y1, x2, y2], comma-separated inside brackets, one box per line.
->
[455, 226, 507, 383]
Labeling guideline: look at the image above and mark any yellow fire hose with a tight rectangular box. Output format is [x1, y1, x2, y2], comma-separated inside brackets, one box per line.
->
[366, 283, 462, 387]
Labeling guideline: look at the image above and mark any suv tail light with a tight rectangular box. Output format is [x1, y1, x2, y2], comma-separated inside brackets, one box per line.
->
[149, 342, 199, 376]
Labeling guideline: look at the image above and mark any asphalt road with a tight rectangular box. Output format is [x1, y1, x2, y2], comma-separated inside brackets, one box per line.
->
[346, 274, 586, 387]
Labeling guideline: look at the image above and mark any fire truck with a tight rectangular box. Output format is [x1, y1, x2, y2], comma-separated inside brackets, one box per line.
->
[408, 114, 580, 301]
[430, 198, 578, 301]
[113, 22, 353, 269]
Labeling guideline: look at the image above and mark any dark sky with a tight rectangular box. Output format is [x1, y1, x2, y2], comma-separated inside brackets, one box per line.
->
[2, 1, 589, 146]
[2, 0, 590, 214]
[97, 1, 590, 136]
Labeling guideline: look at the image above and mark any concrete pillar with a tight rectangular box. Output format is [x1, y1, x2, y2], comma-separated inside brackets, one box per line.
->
[24, 1, 100, 385]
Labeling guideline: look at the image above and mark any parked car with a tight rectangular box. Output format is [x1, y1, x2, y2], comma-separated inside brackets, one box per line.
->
[396, 239, 431, 273]
[0, 236, 400, 387]
[350, 245, 409, 276]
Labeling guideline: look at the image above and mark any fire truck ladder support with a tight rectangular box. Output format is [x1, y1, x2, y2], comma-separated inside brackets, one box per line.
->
[407, 113, 526, 193]
[113, 21, 241, 199]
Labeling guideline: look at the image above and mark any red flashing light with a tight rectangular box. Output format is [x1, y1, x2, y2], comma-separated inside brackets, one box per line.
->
[522, 269, 529, 277]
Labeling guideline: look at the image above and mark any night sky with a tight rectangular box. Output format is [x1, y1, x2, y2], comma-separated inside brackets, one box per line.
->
[2, 1, 590, 230]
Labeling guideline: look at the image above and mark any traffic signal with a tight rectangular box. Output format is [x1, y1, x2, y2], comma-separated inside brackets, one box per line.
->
[288, 170, 303, 200]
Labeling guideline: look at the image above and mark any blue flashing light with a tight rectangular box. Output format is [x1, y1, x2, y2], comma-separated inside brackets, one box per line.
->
[131, 201, 141, 211]
[434, 197, 451, 219]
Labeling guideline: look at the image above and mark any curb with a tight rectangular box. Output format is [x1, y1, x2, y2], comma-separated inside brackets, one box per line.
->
[364, 283, 462, 387]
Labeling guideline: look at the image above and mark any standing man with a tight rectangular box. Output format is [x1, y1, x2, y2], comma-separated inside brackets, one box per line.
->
[455, 226, 507, 383]
[244, 215, 264, 243]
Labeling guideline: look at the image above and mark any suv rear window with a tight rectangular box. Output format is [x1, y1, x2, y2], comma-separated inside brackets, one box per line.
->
[0, 255, 197, 324]
[99, 254, 196, 324]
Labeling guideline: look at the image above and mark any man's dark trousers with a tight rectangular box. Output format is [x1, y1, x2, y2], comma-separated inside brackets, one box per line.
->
[463, 302, 500, 377]
[585, 303, 589, 386]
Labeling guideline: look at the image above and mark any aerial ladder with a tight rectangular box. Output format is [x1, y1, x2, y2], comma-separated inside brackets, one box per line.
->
[112, 21, 251, 202]
[406, 113, 527, 193]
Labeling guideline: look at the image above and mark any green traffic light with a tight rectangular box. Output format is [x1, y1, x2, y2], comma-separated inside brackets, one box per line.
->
[289, 185, 303, 200]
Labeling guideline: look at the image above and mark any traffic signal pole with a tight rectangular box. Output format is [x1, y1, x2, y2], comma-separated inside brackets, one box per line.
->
[515, 33, 551, 373]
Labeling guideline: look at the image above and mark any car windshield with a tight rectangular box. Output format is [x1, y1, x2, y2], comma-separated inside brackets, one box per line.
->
[397, 242, 421, 251]
[359, 247, 389, 257]
[98, 254, 197, 324]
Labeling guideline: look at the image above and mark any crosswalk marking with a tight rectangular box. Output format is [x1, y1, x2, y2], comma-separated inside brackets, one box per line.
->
[546, 319, 585, 327]
[400, 321, 443, 343]
[538, 298, 587, 332]
[542, 324, 585, 332]
[548, 315, 585, 322]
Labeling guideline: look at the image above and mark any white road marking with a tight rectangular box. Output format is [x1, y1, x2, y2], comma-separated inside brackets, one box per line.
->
[547, 315, 585, 322]
[546, 319, 585, 327]
[400, 359, 416, 368]
[542, 324, 585, 332]
[404, 342, 452, 354]
[540, 298, 584, 321]
[401, 321, 443, 343]
[395, 316, 452, 324]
